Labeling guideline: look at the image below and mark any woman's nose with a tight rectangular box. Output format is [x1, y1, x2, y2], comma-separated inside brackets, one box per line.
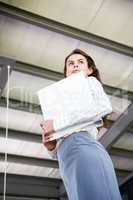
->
[74, 64, 79, 68]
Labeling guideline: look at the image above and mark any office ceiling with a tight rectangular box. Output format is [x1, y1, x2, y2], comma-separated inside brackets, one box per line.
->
[0, 0, 133, 199]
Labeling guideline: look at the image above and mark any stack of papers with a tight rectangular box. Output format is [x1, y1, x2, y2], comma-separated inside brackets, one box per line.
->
[37, 71, 95, 140]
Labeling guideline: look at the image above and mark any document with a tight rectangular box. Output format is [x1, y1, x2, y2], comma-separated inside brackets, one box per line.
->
[37, 71, 95, 140]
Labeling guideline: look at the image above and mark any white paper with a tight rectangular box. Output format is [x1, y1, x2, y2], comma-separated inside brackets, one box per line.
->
[37, 71, 95, 140]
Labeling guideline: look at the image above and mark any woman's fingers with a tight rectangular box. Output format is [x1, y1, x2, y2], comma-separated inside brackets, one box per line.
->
[45, 134, 53, 141]
[42, 131, 54, 143]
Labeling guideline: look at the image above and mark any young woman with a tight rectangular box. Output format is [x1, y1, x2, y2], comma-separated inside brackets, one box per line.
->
[40, 49, 122, 200]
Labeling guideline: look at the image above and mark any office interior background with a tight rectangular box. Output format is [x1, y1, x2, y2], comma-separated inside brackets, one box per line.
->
[0, 0, 133, 199]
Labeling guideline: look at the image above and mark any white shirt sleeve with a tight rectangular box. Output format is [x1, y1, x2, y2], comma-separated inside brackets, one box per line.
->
[53, 76, 112, 132]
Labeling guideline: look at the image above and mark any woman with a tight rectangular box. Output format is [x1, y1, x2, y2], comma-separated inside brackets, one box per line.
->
[40, 49, 122, 200]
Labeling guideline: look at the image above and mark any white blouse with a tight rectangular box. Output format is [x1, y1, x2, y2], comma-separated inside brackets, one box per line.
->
[48, 76, 112, 158]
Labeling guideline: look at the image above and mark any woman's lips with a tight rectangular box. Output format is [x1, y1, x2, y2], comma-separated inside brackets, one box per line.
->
[72, 70, 80, 74]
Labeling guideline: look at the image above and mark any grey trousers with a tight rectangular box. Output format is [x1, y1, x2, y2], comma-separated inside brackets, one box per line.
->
[57, 131, 122, 200]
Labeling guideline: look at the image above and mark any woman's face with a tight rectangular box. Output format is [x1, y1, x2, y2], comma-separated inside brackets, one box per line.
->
[65, 54, 93, 77]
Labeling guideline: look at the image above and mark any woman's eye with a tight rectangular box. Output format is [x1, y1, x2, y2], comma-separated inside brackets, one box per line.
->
[79, 60, 84, 64]
[68, 62, 73, 66]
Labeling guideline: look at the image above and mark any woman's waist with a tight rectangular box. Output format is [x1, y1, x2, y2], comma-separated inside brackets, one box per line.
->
[57, 129, 99, 152]
[53, 119, 102, 141]
[63, 130, 97, 143]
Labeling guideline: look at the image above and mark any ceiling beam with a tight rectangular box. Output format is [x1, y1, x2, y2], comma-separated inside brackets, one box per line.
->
[109, 148, 133, 183]
[108, 120, 133, 133]
[119, 172, 133, 187]
[0, 96, 41, 114]
[0, 173, 61, 199]
[0, 127, 41, 143]
[110, 155, 133, 172]
[0, 196, 58, 200]
[103, 85, 133, 102]
[0, 2, 133, 57]
[0, 153, 58, 168]
[16, 61, 63, 81]
[100, 103, 133, 149]
[109, 147, 133, 160]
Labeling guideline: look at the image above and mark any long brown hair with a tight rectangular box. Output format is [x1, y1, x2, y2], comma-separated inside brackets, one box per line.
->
[64, 48, 108, 129]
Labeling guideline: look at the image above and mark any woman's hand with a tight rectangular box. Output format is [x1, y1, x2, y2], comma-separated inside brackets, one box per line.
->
[40, 120, 57, 151]
[42, 131, 57, 151]
[40, 120, 54, 135]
